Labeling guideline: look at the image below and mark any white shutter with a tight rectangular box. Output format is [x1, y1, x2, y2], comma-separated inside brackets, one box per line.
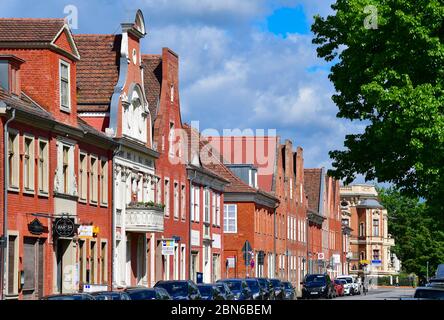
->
[55, 142, 63, 193]
[69, 146, 76, 195]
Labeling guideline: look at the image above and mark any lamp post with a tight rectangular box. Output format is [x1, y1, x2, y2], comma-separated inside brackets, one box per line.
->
[426, 261, 429, 282]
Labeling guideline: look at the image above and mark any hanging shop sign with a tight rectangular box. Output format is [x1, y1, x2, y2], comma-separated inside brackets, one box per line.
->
[78, 225, 94, 238]
[54, 217, 75, 238]
[28, 218, 45, 235]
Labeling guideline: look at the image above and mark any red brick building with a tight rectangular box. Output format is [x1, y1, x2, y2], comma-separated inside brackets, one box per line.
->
[183, 125, 228, 283]
[304, 168, 344, 278]
[0, 18, 116, 299]
[142, 48, 190, 283]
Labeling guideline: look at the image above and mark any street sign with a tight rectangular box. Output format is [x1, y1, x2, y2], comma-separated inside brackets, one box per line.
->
[242, 240, 252, 265]
[161, 240, 175, 255]
[250, 259, 255, 268]
[371, 260, 382, 266]
[227, 257, 235, 268]
[317, 252, 325, 260]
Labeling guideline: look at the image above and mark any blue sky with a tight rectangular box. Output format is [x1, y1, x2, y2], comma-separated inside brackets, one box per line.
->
[1, 0, 370, 180]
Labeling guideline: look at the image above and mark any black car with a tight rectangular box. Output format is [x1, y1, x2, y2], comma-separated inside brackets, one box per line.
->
[124, 287, 172, 300]
[412, 287, 444, 300]
[301, 274, 335, 299]
[197, 284, 226, 300]
[216, 279, 252, 300]
[245, 278, 265, 300]
[255, 278, 275, 300]
[154, 280, 201, 300]
[269, 278, 285, 300]
[91, 291, 131, 300]
[215, 282, 235, 300]
[282, 281, 296, 300]
[40, 293, 95, 300]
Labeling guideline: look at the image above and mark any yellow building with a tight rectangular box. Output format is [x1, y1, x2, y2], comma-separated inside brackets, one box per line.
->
[340, 185, 400, 278]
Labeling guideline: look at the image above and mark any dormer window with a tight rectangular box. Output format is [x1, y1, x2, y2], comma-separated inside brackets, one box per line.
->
[59, 60, 71, 112]
[0, 55, 24, 95]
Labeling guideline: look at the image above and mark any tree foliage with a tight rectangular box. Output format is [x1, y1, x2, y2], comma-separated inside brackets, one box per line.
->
[312, 0, 444, 215]
[378, 187, 444, 277]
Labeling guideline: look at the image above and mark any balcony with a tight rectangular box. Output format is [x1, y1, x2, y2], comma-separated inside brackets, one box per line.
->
[125, 202, 164, 233]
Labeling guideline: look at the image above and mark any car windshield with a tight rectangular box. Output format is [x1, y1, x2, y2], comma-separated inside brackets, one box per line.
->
[305, 275, 326, 284]
[223, 281, 242, 291]
[334, 280, 344, 285]
[414, 289, 444, 299]
[156, 282, 188, 297]
[246, 280, 260, 291]
[338, 277, 353, 284]
[216, 284, 226, 293]
[126, 290, 156, 300]
[256, 279, 267, 288]
[270, 279, 281, 287]
[198, 286, 213, 296]
[283, 282, 292, 289]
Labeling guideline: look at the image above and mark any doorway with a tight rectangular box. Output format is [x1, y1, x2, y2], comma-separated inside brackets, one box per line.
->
[55, 238, 72, 294]
[23, 238, 45, 299]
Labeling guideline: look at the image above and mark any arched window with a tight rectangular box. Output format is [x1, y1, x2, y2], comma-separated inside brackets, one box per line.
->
[123, 84, 149, 143]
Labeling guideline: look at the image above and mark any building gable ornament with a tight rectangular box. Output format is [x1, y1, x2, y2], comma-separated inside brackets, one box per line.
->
[54, 168, 61, 193]
[72, 173, 78, 196]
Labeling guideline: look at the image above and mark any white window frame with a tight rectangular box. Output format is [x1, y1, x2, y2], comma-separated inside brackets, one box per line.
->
[89, 154, 98, 204]
[212, 193, 216, 226]
[7, 129, 19, 191]
[164, 178, 170, 217]
[23, 134, 35, 193]
[59, 59, 71, 112]
[37, 138, 49, 196]
[223, 204, 237, 233]
[181, 184, 186, 221]
[100, 157, 108, 206]
[78, 151, 88, 202]
[174, 181, 179, 219]
[216, 194, 221, 227]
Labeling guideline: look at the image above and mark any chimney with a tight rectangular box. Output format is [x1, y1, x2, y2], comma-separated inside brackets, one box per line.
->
[0, 55, 24, 96]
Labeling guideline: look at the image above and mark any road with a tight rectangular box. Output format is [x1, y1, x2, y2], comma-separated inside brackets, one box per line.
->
[323, 287, 416, 300]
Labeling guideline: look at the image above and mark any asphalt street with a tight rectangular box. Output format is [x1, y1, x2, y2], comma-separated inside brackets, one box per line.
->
[322, 287, 416, 300]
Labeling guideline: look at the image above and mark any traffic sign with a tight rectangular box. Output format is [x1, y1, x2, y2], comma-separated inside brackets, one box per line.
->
[242, 240, 252, 265]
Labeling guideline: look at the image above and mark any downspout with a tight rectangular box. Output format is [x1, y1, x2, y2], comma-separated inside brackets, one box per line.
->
[273, 207, 277, 278]
[188, 171, 196, 281]
[1, 108, 16, 300]
[111, 144, 122, 290]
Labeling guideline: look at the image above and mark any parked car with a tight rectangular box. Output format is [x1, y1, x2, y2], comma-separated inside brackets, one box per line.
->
[301, 274, 335, 299]
[216, 279, 252, 300]
[411, 287, 444, 300]
[333, 279, 345, 297]
[124, 287, 172, 300]
[281, 281, 296, 300]
[197, 284, 225, 300]
[435, 264, 444, 279]
[269, 278, 285, 300]
[255, 278, 275, 300]
[215, 282, 235, 300]
[336, 275, 356, 295]
[245, 278, 265, 300]
[154, 280, 201, 300]
[91, 291, 131, 300]
[40, 293, 95, 300]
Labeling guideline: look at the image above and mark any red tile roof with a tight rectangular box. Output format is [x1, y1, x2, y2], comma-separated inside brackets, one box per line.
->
[74, 34, 121, 111]
[183, 124, 278, 202]
[304, 168, 322, 213]
[141, 54, 162, 119]
[0, 18, 65, 43]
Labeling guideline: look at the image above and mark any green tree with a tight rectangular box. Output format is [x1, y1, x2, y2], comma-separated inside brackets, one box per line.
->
[378, 187, 444, 277]
[312, 0, 444, 216]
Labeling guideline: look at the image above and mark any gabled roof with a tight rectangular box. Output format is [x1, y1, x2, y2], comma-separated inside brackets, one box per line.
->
[0, 88, 114, 144]
[141, 54, 162, 120]
[304, 168, 322, 214]
[74, 34, 121, 111]
[183, 124, 278, 205]
[0, 18, 65, 42]
[0, 18, 80, 60]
